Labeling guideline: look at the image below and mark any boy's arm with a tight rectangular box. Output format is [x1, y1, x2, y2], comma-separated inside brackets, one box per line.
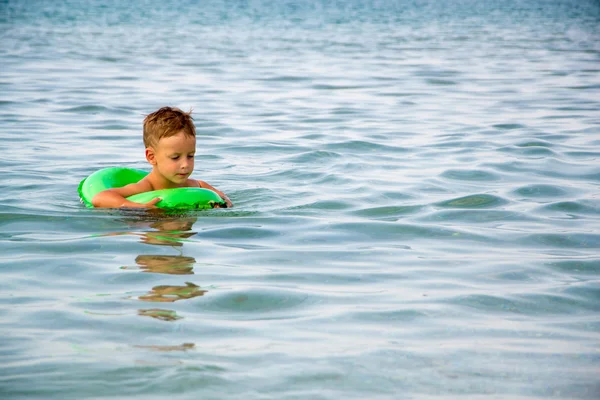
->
[91, 180, 160, 209]
[197, 180, 233, 208]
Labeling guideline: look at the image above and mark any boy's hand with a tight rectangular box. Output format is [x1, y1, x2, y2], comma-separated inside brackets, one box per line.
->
[216, 198, 233, 208]
[142, 198, 161, 208]
[196, 180, 232, 208]
[122, 197, 162, 209]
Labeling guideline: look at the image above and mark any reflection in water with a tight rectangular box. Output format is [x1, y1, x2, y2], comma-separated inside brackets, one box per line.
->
[138, 308, 183, 321]
[113, 217, 198, 246]
[138, 219, 197, 246]
[133, 343, 195, 352]
[139, 282, 207, 302]
[110, 218, 208, 328]
[121, 255, 196, 275]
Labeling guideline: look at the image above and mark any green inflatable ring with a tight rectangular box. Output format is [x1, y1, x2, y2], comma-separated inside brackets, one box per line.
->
[78, 167, 226, 210]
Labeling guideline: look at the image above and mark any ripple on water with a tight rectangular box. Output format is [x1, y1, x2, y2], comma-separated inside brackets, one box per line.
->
[284, 199, 354, 212]
[350, 205, 423, 220]
[255, 75, 311, 83]
[58, 105, 131, 115]
[200, 287, 312, 316]
[90, 123, 130, 130]
[497, 145, 558, 157]
[539, 200, 600, 216]
[425, 78, 457, 86]
[450, 294, 524, 314]
[562, 283, 600, 309]
[545, 259, 600, 275]
[516, 139, 555, 148]
[440, 169, 501, 182]
[521, 233, 600, 249]
[492, 123, 526, 130]
[418, 209, 533, 224]
[345, 308, 429, 324]
[323, 140, 410, 154]
[513, 184, 569, 199]
[450, 293, 591, 315]
[311, 83, 369, 90]
[520, 292, 600, 314]
[564, 150, 600, 160]
[436, 194, 508, 209]
[195, 226, 281, 240]
[481, 160, 530, 174]
[329, 221, 487, 242]
[284, 150, 342, 163]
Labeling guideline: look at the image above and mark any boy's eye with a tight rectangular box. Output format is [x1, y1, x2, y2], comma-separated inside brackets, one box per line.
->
[170, 156, 180, 160]
[188, 155, 195, 159]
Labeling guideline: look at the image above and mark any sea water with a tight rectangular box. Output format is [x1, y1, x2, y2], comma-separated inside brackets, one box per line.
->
[1, 0, 599, 398]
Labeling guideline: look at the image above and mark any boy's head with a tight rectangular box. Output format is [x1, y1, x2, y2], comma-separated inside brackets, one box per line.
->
[143, 107, 197, 185]
[143, 107, 196, 148]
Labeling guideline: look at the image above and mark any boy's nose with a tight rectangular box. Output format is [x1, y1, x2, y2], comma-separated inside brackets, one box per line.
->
[181, 159, 192, 169]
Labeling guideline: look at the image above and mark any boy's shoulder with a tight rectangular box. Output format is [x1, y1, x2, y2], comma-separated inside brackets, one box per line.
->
[137, 176, 158, 192]
[187, 178, 202, 188]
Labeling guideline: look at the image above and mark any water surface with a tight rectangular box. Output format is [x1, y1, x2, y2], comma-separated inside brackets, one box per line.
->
[1, 0, 599, 398]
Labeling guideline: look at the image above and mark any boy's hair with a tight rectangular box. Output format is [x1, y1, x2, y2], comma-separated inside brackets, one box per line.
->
[143, 107, 196, 148]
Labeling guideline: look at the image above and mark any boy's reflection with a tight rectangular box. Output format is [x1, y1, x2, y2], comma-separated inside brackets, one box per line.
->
[137, 217, 197, 246]
[119, 217, 198, 274]
[138, 282, 207, 303]
[138, 308, 183, 321]
[112, 216, 208, 331]
[108, 216, 198, 247]
[122, 255, 195, 275]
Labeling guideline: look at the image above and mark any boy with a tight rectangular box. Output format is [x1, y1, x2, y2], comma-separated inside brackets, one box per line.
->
[92, 107, 232, 208]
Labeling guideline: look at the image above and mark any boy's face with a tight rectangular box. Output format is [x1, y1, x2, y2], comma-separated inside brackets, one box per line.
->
[146, 131, 196, 186]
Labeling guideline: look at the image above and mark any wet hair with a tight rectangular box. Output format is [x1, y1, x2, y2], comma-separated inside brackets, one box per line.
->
[143, 107, 196, 148]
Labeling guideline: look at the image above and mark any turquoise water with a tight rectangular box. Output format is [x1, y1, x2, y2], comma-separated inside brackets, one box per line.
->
[1, 0, 600, 398]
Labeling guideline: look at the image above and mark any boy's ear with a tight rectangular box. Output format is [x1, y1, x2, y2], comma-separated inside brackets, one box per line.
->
[145, 147, 156, 165]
